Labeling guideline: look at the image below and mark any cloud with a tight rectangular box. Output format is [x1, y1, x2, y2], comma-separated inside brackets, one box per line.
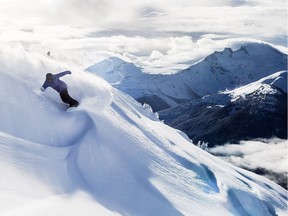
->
[1, 0, 286, 35]
[0, 0, 286, 73]
[209, 138, 288, 174]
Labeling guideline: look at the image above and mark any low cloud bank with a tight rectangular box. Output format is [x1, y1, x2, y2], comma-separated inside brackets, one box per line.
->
[209, 138, 288, 188]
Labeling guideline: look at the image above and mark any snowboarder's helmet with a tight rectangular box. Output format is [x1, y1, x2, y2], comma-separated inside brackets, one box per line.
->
[46, 73, 53, 81]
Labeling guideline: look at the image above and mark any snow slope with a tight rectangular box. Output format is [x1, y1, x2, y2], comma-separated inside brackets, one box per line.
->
[0, 45, 287, 216]
[86, 42, 287, 111]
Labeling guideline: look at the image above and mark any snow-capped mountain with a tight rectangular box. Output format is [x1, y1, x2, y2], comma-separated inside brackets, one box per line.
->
[159, 71, 287, 146]
[86, 57, 177, 111]
[0, 45, 287, 216]
[86, 56, 142, 84]
[86, 43, 287, 112]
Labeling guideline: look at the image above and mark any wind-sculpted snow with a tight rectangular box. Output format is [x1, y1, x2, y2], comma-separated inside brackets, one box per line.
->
[0, 46, 287, 215]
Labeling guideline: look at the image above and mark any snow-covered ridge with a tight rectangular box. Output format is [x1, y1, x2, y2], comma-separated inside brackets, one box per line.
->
[215, 70, 287, 103]
[0, 44, 287, 215]
[86, 42, 287, 111]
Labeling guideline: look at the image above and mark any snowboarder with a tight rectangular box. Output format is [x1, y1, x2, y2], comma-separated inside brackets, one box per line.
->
[41, 71, 79, 107]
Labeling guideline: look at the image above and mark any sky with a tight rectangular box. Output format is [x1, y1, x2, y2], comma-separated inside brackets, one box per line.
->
[0, 0, 287, 73]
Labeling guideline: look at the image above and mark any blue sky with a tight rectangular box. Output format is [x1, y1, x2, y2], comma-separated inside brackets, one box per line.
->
[0, 0, 287, 73]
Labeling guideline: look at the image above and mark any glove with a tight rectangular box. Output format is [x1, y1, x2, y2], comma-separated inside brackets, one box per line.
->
[33, 89, 43, 96]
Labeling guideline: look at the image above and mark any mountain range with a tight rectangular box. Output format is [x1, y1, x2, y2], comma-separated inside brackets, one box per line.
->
[86, 42, 287, 144]
[86, 42, 287, 112]
[159, 70, 287, 146]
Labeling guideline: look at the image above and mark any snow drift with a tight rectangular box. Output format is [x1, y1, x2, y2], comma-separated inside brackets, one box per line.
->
[0, 43, 287, 216]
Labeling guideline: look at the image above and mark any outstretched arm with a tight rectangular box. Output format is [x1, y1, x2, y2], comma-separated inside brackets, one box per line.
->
[55, 70, 72, 79]
[40, 81, 49, 91]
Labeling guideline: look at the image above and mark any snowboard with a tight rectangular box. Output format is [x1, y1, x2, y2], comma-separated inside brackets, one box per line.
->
[66, 102, 79, 111]
[67, 105, 78, 111]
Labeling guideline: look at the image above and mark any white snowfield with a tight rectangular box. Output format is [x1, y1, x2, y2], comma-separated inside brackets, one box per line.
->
[0, 46, 287, 216]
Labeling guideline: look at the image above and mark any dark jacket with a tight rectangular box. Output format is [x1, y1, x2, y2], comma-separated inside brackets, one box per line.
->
[41, 71, 71, 93]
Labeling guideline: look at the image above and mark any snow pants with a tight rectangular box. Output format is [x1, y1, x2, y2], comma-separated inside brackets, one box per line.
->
[60, 89, 79, 107]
